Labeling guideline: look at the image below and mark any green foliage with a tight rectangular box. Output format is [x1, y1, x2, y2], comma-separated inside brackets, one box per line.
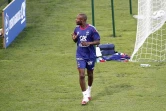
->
[0, 0, 166, 111]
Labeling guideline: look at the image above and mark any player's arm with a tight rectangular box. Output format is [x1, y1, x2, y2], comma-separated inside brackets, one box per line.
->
[81, 39, 100, 46]
[71, 33, 78, 43]
[81, 29, 100, 46]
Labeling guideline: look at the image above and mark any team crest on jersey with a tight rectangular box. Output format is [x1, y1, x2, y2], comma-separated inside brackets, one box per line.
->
[86, 30, 89, 36]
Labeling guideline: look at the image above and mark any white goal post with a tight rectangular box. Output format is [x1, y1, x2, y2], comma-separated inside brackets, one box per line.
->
[130, 0, 166, 62]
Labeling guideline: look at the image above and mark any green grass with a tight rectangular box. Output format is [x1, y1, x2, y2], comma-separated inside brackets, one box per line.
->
[0, 0, 166, 111]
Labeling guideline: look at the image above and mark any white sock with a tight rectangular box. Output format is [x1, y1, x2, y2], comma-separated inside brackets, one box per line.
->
[86, 86, 92, 97]
[87, 86, 92, 92]
[82, 91, 89, 102]
[82, 91, 87, 98]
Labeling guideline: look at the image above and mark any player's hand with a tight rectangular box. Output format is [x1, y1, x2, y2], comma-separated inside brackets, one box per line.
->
[81, 41, 90, 46]
[71, 33, 77, 40]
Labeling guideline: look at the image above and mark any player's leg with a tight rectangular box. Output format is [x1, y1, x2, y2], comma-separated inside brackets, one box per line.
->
[78, 68, 86, 92]
[86, 58, 96, 100]
[77, 59, 89, 105]
[86, 69, 93, 100]
[87, 69, 93, 87]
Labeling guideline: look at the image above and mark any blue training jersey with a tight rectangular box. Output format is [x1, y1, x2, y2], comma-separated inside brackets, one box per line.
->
[74, 24, 100, 59]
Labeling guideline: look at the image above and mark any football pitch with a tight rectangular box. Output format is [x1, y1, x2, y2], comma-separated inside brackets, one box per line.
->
[0, 0, 166, 111]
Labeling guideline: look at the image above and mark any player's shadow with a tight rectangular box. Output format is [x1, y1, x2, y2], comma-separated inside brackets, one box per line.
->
[92, 83, 133, 100]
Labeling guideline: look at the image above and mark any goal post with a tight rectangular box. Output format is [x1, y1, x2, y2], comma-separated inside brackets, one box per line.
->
[130, 0, 166, 62]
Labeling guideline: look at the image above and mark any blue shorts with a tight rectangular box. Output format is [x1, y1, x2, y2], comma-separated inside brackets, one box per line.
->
[76, 58, 96, 70]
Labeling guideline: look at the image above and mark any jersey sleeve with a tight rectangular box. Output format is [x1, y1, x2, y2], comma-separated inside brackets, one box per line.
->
[73, 25, 79, 35]
[74, 28, 77, 35]
[92, 27, 100, 40]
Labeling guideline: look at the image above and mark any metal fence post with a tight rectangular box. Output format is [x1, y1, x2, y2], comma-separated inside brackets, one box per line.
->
[111, 0, 116, 37]
[129, 0, 132, 15]
[91, 0, 95, 26]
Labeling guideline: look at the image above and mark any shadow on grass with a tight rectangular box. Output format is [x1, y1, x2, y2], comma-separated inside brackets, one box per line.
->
[92, 83, 133, 100]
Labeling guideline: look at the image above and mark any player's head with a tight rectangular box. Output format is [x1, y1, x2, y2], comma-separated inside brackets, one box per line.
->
[76, 13, 87, 25]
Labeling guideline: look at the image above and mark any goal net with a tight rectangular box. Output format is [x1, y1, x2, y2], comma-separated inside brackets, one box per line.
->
[130, 0, 166, 62]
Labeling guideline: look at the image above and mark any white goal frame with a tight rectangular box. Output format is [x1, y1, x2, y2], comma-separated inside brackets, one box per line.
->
[130, 0, 166, 62]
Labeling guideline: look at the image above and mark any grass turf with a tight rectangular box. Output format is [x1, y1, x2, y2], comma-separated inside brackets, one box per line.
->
[0, 0, 166, 111]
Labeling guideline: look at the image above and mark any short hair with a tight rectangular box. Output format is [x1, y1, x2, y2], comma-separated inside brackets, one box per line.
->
[78, 13, 87, 21]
